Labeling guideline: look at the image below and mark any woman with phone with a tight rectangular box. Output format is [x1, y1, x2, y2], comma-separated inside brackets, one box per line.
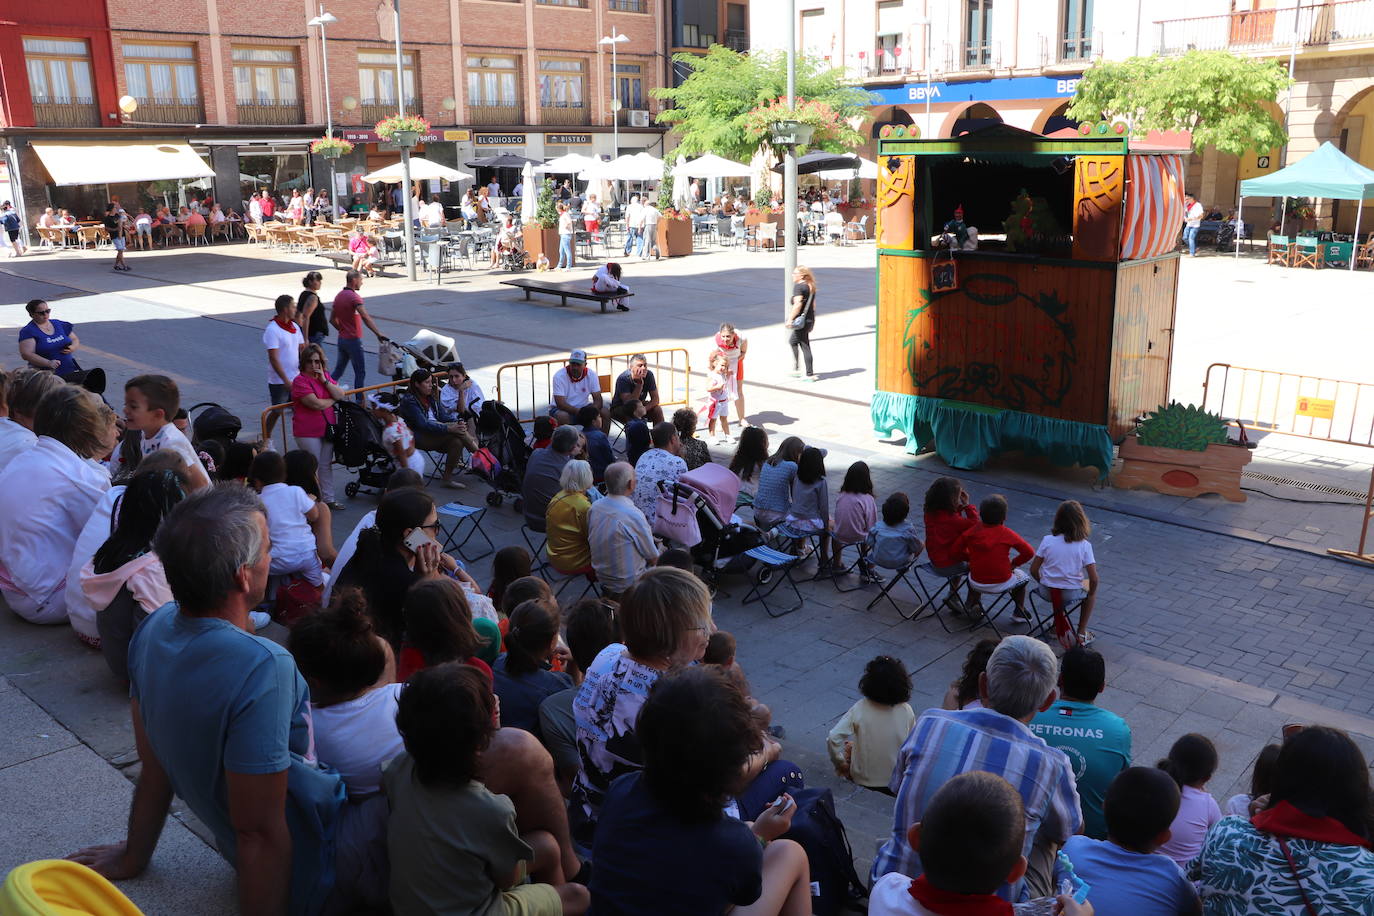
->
[332, 488, 479, 647]
[589, 665, 811, 916]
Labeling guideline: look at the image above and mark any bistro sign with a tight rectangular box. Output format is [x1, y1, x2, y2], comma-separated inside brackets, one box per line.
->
[546, 134, 592, 145]
[474, 133, 527, 145]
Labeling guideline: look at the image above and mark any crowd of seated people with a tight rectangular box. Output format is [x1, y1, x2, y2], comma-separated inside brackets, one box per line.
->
[0, 318, 1363, 916]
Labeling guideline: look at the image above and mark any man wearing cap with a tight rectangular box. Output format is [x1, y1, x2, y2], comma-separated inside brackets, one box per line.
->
[550, 350, 606, 427]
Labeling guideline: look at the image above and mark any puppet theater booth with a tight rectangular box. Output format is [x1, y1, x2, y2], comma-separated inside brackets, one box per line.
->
[870, 123, 1188, 477]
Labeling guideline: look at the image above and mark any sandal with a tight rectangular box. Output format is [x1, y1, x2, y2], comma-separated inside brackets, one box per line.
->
[1077, 630, 1097, 646]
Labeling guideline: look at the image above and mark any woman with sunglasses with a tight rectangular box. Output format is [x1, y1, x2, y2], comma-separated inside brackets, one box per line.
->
[18, 299, 80, 378]
[290, 342, 346, 509]
[333, 487, 479, 647]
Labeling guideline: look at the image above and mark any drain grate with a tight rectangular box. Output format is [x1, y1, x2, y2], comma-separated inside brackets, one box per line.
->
[1242, 471, 1369, 501]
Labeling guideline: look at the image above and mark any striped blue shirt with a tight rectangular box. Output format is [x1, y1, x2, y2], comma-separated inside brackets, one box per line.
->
[871, 707, 1083, 901]
[754, 460, 797, 515]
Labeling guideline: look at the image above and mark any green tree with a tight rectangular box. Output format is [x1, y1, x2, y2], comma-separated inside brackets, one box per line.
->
[653, 46, 873, 162]
[1066, 51, 1289, 157]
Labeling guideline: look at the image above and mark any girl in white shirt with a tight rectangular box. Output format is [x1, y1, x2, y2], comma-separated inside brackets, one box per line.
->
[1029, 499, 1100, 646]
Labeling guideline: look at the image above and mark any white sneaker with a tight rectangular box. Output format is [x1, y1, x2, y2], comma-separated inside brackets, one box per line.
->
[249, 610, 272, 631]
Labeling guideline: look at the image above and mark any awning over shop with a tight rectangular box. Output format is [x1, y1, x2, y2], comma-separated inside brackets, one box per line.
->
[31, 141, 214, 187]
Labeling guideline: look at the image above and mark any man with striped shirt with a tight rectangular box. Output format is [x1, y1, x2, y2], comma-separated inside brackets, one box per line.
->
[588, 462, 658, 598]
[872, 635, 1082, 901]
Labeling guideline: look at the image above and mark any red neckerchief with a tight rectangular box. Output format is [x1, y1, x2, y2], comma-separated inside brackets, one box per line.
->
[273, 316, 297, 334]
[1253, 800, 1371, 848]
[908, 876, 1013, 916]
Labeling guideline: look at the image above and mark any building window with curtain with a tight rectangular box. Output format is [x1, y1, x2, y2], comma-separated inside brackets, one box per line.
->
[358, 50, 418, 123]
[964, 0, 993, 67]
[232, 46, 302, 125]
[23, 37, 99, 128]
[615, 62, 643, 111]
[1060, 0, 1093, 60]
[467, 55, 523, 125]
[876, 34, 900, 73]
[538, 0, 589, 8]
[538, 58, 587, 125]
[122, 43, 203, 123]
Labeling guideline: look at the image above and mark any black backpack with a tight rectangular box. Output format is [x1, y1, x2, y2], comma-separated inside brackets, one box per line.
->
[189, 402, 242, 449]
[779, 788, 867, 916]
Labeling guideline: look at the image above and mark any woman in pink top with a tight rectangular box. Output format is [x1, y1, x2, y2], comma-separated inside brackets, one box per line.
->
[348, 230, 377, 276]
[832, 461, 882, 582]
[290, 343, 346, 508]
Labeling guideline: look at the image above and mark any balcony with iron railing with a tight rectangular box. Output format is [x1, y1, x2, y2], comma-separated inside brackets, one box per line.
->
[1155, 0, 1374, 55]
[962, 40, 994, 68]
[32, 97, 101, 128]
[724, 29, 749, 51]
[359, 98, 420, 125]
[237, 99, 305, 125]
[129, 97, 205, 123]
[469, 102, 525, 125]
[541, 103, 589, 126]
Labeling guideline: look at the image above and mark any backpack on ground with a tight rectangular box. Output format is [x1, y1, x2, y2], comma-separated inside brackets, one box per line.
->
[779, 788, 867, 916]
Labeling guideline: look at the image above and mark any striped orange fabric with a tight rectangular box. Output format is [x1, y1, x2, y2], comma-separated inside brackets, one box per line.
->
[1120, 155, 1186, 260]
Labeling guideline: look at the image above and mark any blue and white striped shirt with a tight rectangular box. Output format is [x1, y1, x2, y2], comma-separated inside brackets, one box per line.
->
[871, 706, 1083, 901]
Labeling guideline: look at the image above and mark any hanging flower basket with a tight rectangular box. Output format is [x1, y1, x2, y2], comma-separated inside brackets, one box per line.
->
[375, 114, 431, 147]
[311, 136, 354, 159]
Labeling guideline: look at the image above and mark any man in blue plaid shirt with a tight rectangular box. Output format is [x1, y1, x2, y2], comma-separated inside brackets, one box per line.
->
[871, 635, 1083, 901]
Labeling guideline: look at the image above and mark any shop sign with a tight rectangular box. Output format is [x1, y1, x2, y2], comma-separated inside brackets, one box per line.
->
[474, 133, 526, 145]
[870, 74, 1081, 106]
[444, 129, 472, 142]
[341, 129, 442, 144]
[546, 134, 592, 145]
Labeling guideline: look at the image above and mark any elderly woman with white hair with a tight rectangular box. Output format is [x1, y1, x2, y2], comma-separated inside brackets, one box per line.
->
[546, 458, 595, 578]
[0, 384, 117, 623]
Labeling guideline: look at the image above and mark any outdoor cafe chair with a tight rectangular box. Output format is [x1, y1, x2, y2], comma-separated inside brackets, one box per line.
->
[186, 223, 209, 246]
[77, 226, 104, 249]
[1266, 235, 1293, 267]
[1356, 236, 1374, 270]
[1292, 235, 1324, 269]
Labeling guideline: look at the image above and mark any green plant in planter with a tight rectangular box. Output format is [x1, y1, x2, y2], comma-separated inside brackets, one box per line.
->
[657, 161, 675, 211]
[754, 181, 773, 210]
[530, 179, 559, 229]
[1135, 401, 1229, 451]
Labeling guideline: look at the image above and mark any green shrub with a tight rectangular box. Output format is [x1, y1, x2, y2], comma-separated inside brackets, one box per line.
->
[1135, 401, 1229, 451]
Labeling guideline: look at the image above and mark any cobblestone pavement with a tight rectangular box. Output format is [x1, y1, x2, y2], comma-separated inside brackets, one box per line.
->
[1, 240, 1371, 909]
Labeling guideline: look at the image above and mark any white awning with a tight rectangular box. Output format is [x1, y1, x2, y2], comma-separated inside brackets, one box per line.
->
[31, 141, 215, 187]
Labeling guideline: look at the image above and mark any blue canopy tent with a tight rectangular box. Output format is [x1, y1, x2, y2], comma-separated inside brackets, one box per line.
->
[1238, 142, 1374, 269]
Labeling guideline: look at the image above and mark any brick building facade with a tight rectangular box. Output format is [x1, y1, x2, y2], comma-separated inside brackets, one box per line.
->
[0, 0, 671, 222]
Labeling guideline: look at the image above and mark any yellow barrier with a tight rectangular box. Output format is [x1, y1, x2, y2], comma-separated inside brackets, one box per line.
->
[259, 379, 408, 450]
[495, 349, 692, 425]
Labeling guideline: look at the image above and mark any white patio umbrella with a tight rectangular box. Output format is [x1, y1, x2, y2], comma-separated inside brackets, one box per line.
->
[672, 155, 690, 209]
[680, 153, 752, 179]
[520, 161, 537, 224]
[360, 157, 473, 184]
[815, 157, 879, 180]
[535, 153, 601, 175]
[582, 153, 664, 182]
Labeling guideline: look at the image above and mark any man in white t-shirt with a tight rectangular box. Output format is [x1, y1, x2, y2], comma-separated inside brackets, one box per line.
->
[263, 294, 306, 440]
[550, 349, 605, 427]
[622, 195, 645, 257]
[1183, 193, 1204, 257]
[423, 197, 446, 229]
[640, 201, 661, 260]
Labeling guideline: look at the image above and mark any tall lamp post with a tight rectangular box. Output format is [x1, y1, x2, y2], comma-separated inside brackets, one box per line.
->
[782, 0, 799, 309]
[599, 29, 630, 160]
[393, 0, 417, 280]
[308, 9, 338, 209]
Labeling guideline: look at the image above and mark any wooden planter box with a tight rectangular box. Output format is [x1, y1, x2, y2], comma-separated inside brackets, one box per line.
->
[656, 218, 693, 257]
[522, 226, 571, 268]
[1114, 437, 1252, 502]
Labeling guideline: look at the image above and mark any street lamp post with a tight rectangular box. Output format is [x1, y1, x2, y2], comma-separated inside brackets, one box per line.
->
[784, 0, 798, 309]
[392, 0, 416, 280]
[599, 29, 630, 159]
[308, 9, 339, 209]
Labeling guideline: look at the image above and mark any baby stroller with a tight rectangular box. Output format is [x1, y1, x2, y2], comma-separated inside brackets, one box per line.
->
[474, 399, 531, 510]
[331, 400, 396, 498]
[188, 402, 242, 451]
[668, 464, 764, 590]
[390, 329, 460, 380]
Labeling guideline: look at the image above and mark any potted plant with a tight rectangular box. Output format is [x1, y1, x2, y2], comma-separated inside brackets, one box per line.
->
[310, 136, 355, 160]
[1114, 402, 1252, 501]
[656, 206, 693, 257]
[375, 114, 431, 147]
[522, 180, 564, 266]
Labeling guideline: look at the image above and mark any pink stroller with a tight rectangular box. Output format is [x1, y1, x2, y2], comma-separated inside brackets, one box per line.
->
[665, 464, 764, 589]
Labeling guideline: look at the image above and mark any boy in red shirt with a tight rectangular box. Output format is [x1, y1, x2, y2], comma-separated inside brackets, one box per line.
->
[953, 494, 1033, 623]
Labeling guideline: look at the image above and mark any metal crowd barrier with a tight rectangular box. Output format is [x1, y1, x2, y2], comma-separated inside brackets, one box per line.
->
[258, 379, 408, 450]
[495, 348, 692, 425]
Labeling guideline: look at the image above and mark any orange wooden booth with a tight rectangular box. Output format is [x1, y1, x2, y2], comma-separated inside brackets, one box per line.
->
[870, 123, 1188, 476]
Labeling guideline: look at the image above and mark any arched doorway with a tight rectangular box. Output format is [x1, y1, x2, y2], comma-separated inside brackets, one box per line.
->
[1331, 86, 1374, 233]
[949, 102, 1003, 137]
[1036, 100, 1081, 136]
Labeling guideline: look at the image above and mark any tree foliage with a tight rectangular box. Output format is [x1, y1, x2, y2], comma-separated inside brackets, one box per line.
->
[1066, 51, 1289, 157]
[653, 47, 874, 162]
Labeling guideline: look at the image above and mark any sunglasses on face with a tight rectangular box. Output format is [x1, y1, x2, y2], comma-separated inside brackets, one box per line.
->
[33, 309, 51, 316]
